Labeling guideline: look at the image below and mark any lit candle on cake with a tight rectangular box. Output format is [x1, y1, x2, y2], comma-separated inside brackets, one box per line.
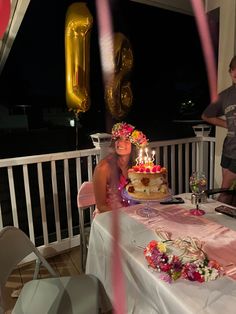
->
[136, 148, 143, 165]
[151, 150, 155, 163]
[145, 147, 148, 158]
[136, 148, 156, 166]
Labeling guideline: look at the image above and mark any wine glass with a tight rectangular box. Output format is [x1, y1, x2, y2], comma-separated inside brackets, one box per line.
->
[189, 171, 207, 216]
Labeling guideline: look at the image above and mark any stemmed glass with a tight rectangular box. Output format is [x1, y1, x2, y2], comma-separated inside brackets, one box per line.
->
[136, 200, 159, 218]
[122, 189, 159, 218]
[189, 171, 207, 216]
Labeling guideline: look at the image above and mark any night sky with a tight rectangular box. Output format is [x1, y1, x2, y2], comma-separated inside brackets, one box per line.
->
[0, 0, 212, 157]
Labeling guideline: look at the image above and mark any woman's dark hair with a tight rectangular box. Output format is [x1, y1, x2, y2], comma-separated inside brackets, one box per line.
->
[129, 145, 137, 166]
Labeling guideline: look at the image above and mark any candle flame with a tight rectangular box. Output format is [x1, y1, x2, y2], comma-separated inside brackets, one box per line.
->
[136, 148, 156, 166]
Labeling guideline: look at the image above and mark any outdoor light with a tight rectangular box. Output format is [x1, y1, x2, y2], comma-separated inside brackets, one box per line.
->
[69, 119, 75, 127]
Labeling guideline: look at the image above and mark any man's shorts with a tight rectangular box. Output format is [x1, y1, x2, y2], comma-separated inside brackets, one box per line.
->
[221, 155, 236, 173]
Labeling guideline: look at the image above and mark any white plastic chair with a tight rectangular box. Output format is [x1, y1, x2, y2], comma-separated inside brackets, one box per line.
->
[77, 182, 96, 272]
[0, 226, 100, 314]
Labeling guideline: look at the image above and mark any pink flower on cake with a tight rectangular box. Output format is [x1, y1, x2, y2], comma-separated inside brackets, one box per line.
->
[156, 165, 161, 172]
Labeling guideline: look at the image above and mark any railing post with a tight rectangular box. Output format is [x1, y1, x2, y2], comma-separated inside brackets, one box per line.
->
[192, 124, 212, 183]
[196, 141, 204, 172]
[90, 133, 112, 160]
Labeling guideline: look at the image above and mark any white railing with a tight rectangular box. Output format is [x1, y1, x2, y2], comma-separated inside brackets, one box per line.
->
[150, 136, 215, 193]
[0, 136, 215, 260]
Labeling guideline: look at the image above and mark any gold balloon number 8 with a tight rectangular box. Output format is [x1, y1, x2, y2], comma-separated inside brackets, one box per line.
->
[105, 32, 134, 120]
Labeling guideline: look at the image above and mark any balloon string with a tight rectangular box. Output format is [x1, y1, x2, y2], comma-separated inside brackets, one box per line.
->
[190, 0, 218, 103]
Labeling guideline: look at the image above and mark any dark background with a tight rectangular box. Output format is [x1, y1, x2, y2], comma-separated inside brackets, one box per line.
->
[0, 0, 214, 158]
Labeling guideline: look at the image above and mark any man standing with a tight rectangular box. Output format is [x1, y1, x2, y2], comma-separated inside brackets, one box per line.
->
[202, 56, 236, 204]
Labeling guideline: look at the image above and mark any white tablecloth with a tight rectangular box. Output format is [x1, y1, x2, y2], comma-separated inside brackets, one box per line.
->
[86, 194, 236, 314]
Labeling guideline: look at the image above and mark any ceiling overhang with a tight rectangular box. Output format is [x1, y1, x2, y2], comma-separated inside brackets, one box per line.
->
[0, 0, 30, 74]
[131, 0, 200, 15]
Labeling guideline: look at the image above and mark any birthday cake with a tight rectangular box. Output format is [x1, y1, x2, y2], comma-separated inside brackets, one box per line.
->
[125, 149, 169, 200]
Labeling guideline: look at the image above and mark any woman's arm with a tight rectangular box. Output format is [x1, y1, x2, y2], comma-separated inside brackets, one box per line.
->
[93, 160, 112, 213]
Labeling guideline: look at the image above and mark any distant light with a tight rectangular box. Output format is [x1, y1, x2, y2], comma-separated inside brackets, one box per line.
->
[69, 119, 75, 127]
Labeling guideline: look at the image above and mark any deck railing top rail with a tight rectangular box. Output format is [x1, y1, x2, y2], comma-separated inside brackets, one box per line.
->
[150, 136, 215, 147]
[0, 147, 100, 167]
[0, 136, 215, 167]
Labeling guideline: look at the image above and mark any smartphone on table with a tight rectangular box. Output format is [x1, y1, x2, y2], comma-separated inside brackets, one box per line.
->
[215, 205, 236, 218]
[160, 197, 185, 205]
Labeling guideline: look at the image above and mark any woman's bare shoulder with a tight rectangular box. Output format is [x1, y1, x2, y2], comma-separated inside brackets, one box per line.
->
[96, 159, 109, 170]
[95, 155, 114, 172]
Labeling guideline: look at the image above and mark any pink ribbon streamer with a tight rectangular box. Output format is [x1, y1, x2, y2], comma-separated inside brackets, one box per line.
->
[95, 1, 126, 313]
[95, 0, 114, 86]
[111, 207, 127, 314]
[190, 0, 218, 102]
[96, 1, 218, 313]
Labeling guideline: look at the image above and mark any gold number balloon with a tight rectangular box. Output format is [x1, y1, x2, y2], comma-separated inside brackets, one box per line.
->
[65, 3, 93, 114]
[105, 32, 134, 120]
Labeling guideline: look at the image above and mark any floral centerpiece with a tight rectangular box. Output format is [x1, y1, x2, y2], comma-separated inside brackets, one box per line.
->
[144, 238, 224, 283]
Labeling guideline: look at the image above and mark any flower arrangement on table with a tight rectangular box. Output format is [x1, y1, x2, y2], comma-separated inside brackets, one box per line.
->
[144, 238, 224, 283]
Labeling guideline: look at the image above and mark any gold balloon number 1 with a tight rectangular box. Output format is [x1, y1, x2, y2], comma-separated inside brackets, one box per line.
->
[65, 4, 133, 119]
[65, 3, 93, 114]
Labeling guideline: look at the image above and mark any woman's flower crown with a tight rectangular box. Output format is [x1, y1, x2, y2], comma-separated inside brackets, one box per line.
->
[111, 122, 148, 148]
[144, 239, 224, 283]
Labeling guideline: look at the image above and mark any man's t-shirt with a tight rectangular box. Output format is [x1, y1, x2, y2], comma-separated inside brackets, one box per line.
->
[203, 84, 236, 159]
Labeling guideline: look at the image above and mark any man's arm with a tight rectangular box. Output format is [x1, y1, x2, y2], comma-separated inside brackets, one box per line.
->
[201, 113, 227, 129]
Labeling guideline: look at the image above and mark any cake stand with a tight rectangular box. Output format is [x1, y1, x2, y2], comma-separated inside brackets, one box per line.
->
[125, 192, 172, 218]
[136, 199, 159, 218]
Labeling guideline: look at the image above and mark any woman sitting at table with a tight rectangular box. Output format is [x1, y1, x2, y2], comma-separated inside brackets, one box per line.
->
[93, 122, 148, 214]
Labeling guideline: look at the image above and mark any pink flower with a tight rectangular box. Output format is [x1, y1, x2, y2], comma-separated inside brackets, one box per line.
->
[156, 165, 161, 172]
[151, 166, 158, 173]
[144, 240, 223, 284]
[111, 122, 149, 148]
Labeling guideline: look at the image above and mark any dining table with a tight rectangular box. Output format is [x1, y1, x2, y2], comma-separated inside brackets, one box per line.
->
[85, 194, 236, 314]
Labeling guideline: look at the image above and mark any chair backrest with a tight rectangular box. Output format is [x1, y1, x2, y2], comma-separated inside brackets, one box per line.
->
[77, 181, 96, 208]
[0, 226, 57, 287]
